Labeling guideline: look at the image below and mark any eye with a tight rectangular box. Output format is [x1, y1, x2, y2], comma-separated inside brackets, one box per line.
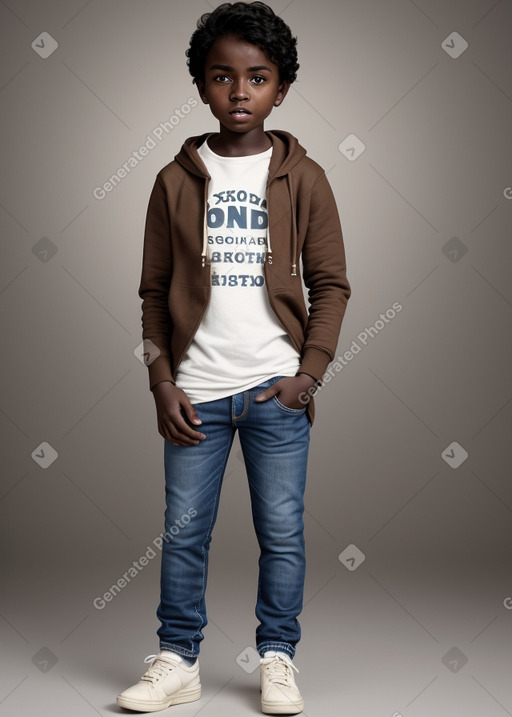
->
[251, 75, 266, 85]
[214, 74, 231, 83]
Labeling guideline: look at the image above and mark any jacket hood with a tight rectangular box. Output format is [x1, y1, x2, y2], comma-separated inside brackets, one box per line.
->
[174, 130, 307, 179]
[173, 131, 308, 275]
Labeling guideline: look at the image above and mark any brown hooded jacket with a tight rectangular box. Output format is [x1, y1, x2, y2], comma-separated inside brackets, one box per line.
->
[138, 130, 351, 425]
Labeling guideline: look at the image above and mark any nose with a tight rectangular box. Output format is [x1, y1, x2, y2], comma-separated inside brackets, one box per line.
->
[230, 80, 248, 101]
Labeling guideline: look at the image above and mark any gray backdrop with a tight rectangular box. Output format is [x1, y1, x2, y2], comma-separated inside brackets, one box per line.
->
[1, 0, 511, 715]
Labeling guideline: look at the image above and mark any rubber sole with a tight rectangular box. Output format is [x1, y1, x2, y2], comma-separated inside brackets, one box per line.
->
[261, 697, 304, 715]
[117, 683, 201, 712]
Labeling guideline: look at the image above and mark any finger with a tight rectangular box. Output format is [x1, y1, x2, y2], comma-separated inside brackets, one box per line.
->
[274, 386, 306, 409]
[254, 386, 278, 402]
[167, 429, 203, 446]
[183, 402, 202, 425]
[169, 436, 200, 447]
[167, 413, 206, 444]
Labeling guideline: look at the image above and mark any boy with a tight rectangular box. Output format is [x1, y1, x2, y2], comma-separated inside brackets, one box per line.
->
[117, 2, 350, 714]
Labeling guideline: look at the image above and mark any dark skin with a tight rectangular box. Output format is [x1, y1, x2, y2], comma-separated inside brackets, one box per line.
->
[153, 35, 317, 446]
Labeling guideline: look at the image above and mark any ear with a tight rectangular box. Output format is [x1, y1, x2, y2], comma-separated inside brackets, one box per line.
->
[273, 81, 290, 108]
[195, 79, 209, 105]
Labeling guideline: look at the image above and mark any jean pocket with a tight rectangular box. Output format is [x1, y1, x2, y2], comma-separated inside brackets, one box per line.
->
[273, 395, 307, 414]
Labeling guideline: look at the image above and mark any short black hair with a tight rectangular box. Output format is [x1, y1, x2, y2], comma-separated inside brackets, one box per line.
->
[186, 1, 299, 84]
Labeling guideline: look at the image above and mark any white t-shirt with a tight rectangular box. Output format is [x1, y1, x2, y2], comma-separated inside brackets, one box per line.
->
[174, 137, 300, 404]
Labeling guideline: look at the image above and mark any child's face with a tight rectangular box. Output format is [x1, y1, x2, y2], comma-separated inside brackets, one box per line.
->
[196, 35, 289, 136]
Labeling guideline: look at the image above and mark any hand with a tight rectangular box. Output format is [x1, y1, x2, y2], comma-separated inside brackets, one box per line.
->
[254, 374, 317, 409]
[152, 382, 206, 446]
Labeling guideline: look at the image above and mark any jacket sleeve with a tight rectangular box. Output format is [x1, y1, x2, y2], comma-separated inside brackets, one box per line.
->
[138, 174, 175, 391]
[299, 171, 351, 382]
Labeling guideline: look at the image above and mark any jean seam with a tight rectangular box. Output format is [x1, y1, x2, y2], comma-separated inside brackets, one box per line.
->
[191, 431, 234, 642]
[232, 389, 249, 422]
[159, 642, 197, 659]
[257, 642, 295, 659]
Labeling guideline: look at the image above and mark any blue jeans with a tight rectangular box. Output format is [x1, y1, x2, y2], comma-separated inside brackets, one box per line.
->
[156, 376, 310, 661]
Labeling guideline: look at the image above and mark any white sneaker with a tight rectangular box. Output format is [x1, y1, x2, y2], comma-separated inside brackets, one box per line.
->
[117, 651, 201, 712]
[260, 651, 304, 714]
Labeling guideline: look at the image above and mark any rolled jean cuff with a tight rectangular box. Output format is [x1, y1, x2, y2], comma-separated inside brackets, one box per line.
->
[159, 641, 198, 659]
[257, 641, 295, 660]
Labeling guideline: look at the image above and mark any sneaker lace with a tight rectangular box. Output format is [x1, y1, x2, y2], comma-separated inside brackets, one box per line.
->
[140, 654, 174, 685]
[263, 655, 299, 687]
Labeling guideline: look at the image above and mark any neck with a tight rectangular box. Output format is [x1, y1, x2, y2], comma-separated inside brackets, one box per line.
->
[208, 127, 271, 157]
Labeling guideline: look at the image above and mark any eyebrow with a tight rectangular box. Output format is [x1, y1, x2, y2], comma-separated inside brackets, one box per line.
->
[208, 64, 273, 72]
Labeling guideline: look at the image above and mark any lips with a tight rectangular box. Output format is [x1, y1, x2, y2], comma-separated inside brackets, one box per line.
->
[230, 107, 251, 115]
